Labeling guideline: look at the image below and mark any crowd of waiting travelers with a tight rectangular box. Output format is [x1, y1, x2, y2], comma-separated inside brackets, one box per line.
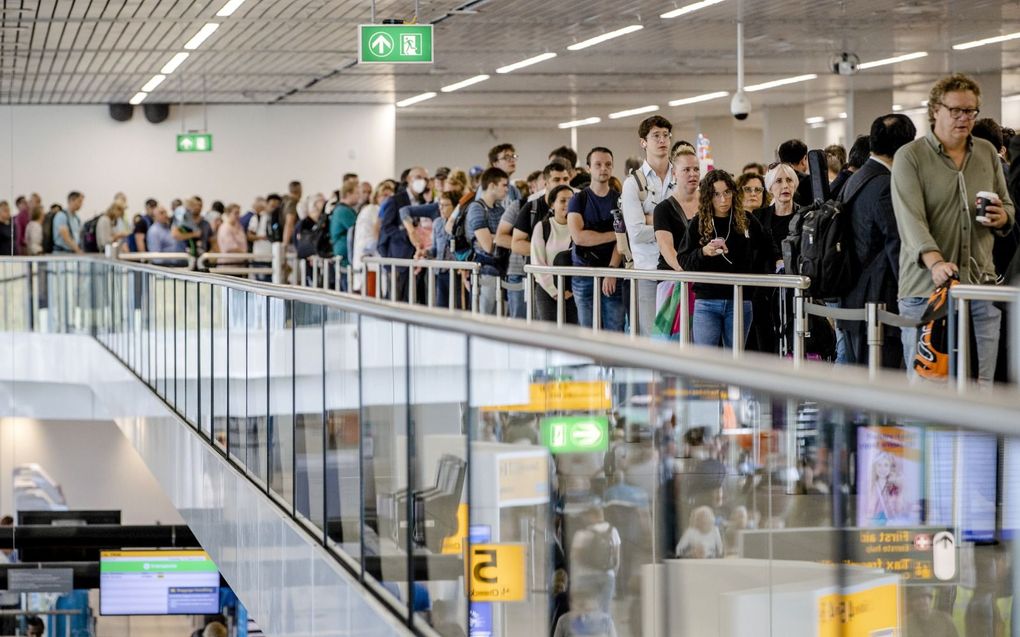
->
[0, 72, 1016, 383]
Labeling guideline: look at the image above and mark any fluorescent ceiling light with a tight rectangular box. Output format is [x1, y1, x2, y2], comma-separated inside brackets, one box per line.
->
[805, 116, 825, 124]
[184, 23, 220, 50]
[558, 117, 601, 129]
[160, 52, 190, 74]
[216, 0, 247, 17]
[838, 112, 847, 119]
[892, 104, 903, 111]
[608, 105, 659, 119]
[902, 107, 927, 115]
[395, 91, 437, 108]
[567, 25, 643, 51]
[668, 91, 729, 106]
[129, 92, 148, 105]
[661, 0, 726, 19]
[141, 74, 167, 92]
[857, 51, 927, 70]
[440, 74, 490, 93]
[809, 122, 826, 129]
[745, 73, 817, 92]
[496, 52, 556, 74]
[953, 31, 1020, 50]
[1004, 94, 1020, 102]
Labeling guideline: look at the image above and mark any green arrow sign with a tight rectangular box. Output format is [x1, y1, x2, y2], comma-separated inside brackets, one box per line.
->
[540, 416, 610, 454]
[177, 133, 213, 153]
[359, 24, 433, 64]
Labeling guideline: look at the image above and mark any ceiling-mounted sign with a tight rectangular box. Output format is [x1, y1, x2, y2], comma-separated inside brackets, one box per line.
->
[176, 133, 212, 153]
[359, 24, 433, 63]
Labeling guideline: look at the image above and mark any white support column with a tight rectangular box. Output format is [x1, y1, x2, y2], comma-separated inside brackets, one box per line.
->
[763, 105, 806, 163]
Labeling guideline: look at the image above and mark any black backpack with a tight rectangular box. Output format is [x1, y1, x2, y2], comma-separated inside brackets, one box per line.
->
[450, 203, 473, 259]
[80, 216, 101, 253]
[781, 150, 856, 299]
[296, 208, 334, 260]
[41, 210, 60, 254]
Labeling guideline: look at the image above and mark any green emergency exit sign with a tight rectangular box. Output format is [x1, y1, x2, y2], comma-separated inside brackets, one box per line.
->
[176, 133, 213, 153]
[540, 416, 609, 454]
[358, 24, 433, 64]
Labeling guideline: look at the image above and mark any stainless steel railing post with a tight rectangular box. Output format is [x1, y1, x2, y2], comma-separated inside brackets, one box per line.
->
[793, 288, 806, 367]
[427, 265, 436, 308]
[592, 275, 602, 333]
[556, 275, 565, 327]
[732, 285, 744, 359]
[866, 302, 882, 380]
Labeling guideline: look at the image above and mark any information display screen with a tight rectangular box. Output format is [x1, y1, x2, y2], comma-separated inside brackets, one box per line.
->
[100, 550, 220, 616]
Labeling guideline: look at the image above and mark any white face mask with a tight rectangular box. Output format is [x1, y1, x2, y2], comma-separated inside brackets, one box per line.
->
[411, 178, 428, 194]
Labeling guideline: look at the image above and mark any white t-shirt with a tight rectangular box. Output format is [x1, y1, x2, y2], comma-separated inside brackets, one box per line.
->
[248, 212, 272, 256]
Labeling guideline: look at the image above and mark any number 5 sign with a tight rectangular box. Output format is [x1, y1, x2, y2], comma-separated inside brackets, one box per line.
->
[467, 544, 526, 602]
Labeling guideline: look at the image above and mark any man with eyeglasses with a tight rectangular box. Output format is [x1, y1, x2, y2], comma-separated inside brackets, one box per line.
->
[622, 115, 676, 336]
[891, 73, 1015, 388]
[477, 143, 522, 207]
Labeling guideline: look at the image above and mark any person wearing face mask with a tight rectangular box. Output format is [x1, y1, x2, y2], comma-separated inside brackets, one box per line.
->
[378, 166, 432, 303]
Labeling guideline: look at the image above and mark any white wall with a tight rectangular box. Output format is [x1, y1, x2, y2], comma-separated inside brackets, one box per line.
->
[0, 418, 184, 525]
[395, 122, 765, 179]
[0, 104, 395, 215]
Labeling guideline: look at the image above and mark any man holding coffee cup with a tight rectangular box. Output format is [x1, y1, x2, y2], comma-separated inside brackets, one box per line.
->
[892, 73, 1015, 387]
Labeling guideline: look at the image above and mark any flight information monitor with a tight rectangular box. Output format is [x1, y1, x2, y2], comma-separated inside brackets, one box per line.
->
[99, 550, 220, 616]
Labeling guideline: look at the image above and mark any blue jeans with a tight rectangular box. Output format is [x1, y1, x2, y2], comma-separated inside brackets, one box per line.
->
[505, 274, 525, 319]
[900, 296, 1001, 387]
[826, 300, 848, 364]
[572, 276, 627, 332]
[693, 299, 753, 349]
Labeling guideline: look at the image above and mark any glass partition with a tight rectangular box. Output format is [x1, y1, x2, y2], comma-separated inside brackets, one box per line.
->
[3, 258, 1017, 637]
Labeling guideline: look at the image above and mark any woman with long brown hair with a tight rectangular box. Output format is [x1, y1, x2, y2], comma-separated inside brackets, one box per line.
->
[679, 169, 779, 349]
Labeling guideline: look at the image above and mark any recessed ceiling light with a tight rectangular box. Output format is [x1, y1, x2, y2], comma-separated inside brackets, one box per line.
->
[160, 52, 190, 75]
[608, 105, 659, 119]
[129, 92, 148, 105]
[395, 92, 437, 108]
[857, 51, 927, 70]
[141, 74, 167, 92]
[953, 31, 1020, 50]
[661, 0, 726, 19]
[668, 91, 729, 106]
[440, 74, 490, 93]
[184, 23, 220, 50]
[744, 74, 817, 92]
[496, 52, 556, 74]
[216, 0, 247, 17]
[558, 117, 601, 129]
[567, 25, 643, 51]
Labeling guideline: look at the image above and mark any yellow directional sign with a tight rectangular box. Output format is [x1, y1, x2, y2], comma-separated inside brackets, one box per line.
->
[467, 544, 526, 602]
[481, 380, 612, 413]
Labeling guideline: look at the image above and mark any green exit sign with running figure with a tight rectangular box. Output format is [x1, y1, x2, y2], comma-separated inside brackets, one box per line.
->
[540, 416, 610, 454]
[177, 133, 213, 153]
[359, 24, 433, 64]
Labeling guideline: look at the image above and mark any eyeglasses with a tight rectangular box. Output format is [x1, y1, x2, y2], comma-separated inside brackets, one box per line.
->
[498, 153, 519, 161]
[647, 132, 673, 142]
[712, 190, 734, 199]
[742, 186, 764, 194]
[936, 103, 980, 120]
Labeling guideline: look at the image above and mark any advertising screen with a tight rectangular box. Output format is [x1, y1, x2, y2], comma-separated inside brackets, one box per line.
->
[857, 426, 923, 527]
[100, 550, 220, 616]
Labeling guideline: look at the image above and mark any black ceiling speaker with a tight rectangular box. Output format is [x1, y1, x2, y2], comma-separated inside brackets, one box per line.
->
[143, 103, 170, 124]
[109, 103, 134, 122]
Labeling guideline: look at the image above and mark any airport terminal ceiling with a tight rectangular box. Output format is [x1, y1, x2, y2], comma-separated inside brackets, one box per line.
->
[1, 0, 1020, 128]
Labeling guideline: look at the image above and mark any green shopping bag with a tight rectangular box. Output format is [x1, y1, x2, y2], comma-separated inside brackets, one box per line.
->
[652, 282, 682, 337]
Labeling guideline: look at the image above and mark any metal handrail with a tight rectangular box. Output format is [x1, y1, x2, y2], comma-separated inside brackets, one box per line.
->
[196, 252, 273, 268]
[4, 255, 1016, 433]
[949, 284, 1020, 392]
[115, 251, 196, 269]
[362, 255, 481, 311]
[524, 264, 809, 362]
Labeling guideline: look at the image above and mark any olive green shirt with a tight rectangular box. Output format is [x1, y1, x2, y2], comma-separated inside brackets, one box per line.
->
[891, 129, 1014, 299]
